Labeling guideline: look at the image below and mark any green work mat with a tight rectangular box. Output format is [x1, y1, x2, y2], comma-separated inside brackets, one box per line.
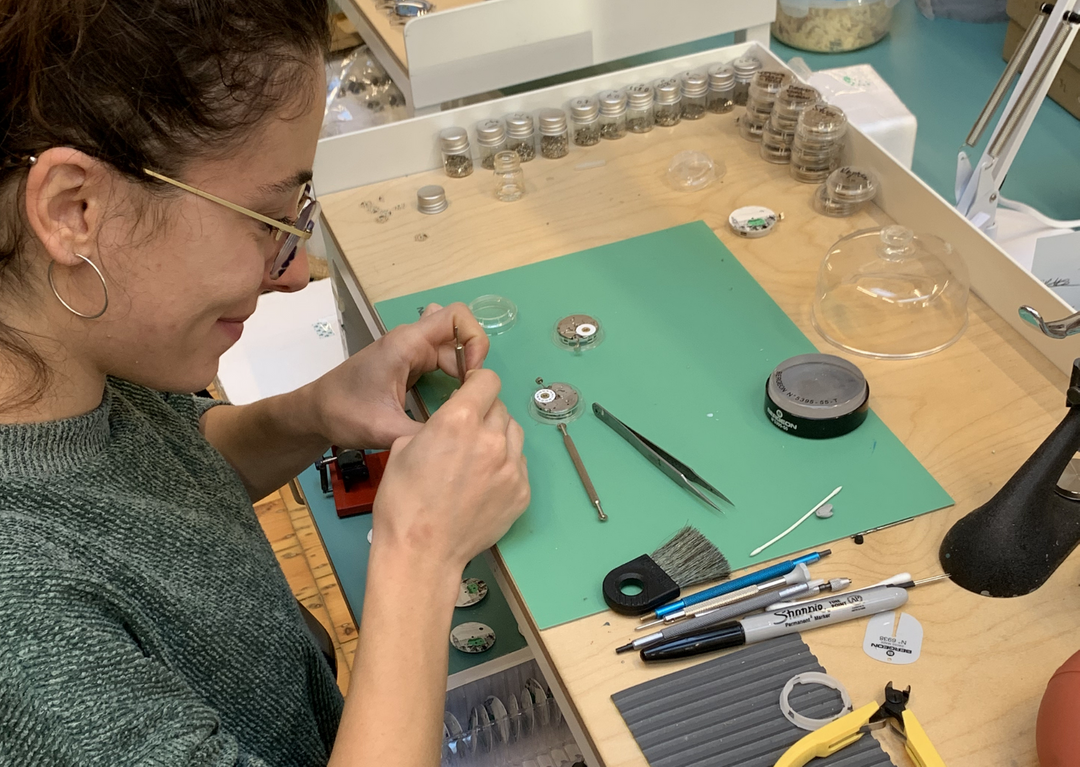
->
[376, 222, 952, 629]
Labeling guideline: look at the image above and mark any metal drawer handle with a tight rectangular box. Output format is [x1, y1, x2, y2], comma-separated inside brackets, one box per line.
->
[1019, 304, 1080, 339]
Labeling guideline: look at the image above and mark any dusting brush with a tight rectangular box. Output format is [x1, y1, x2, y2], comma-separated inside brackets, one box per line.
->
[602, 527, 730, 615]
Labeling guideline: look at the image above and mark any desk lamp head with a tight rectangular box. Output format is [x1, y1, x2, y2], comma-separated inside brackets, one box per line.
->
[940, 358, 1080, 596]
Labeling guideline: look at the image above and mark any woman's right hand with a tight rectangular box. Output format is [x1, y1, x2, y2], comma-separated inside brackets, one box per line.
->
[371, 368, 530, 576]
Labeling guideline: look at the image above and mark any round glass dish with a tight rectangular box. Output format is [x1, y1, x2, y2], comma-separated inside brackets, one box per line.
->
[468, 294, 518, 335]
[667, 150, 724, 191]
[812, 225, 970, 359]
[773, 0, 900, 53]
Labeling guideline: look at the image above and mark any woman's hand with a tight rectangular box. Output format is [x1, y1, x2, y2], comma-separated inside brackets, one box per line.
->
[309, 302, 488, 449]
[371, 368, 530, 574]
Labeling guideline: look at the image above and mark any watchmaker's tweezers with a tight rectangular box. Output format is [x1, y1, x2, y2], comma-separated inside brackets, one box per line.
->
[592, 403, 733, 512]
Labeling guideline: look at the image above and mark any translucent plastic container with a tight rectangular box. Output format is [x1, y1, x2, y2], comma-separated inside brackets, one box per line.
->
[773, 0, 899, 53]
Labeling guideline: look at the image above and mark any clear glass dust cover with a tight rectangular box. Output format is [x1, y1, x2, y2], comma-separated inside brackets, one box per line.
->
[811, 225, 969, 359]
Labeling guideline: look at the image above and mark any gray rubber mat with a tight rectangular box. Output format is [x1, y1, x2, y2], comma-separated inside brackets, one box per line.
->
[611, 634, 897, 767]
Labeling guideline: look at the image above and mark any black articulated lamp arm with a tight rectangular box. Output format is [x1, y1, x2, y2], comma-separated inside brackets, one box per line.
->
[940, 359, 1080, 597]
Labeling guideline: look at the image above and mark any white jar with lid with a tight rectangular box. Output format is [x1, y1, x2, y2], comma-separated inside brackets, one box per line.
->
[773, 0, 899, 52]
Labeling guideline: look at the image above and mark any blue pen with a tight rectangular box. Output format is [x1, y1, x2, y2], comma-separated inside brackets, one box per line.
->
[646, 550, 831, 620]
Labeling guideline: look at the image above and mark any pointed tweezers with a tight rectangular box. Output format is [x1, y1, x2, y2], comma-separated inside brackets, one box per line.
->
[592, 403, 733, 512]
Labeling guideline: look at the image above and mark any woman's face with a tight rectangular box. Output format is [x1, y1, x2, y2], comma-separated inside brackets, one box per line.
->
[83, 85, 326, 393]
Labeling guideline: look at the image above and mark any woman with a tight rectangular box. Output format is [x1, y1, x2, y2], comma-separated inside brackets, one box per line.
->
[0, 1, 530, 765]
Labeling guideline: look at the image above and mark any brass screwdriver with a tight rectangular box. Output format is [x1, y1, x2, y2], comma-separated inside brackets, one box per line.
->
[558, 423, 607, 521]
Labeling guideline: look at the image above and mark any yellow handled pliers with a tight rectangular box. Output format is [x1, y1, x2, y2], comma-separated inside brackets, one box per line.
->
[774, 683, 946, 767]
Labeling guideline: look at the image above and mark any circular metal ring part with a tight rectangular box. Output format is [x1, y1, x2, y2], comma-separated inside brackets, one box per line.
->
[778, 672, 854, 731]
[534, 388, 557, 405]
[575, 322, 597, 338]
[1056, 454, 1080, 500]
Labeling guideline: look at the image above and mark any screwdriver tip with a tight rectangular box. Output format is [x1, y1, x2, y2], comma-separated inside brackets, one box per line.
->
[615, 642, 633, 654]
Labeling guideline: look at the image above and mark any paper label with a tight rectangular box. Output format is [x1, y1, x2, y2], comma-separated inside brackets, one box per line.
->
[863, 610, 922, 664]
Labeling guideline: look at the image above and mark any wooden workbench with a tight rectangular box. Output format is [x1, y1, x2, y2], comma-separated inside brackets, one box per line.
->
[321, 112, 1077, 767]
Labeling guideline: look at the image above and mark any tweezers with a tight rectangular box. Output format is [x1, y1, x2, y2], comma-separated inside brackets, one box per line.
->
[592, 403, 733, 513]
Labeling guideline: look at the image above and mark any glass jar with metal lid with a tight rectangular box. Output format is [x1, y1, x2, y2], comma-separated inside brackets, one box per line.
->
[706, 65, 735, 114]
[504, 112, 537, 162]
[475, 118, 508, 171]
[680, 71, 709, 120]
[569, 97, 601, 147]
[731, 56, 762, 106]
[625, 83, 655, 134]
[538, 108, 569, 159]
[597, 90, 628, 140]
[653, 77, 681, 127]
[438, 126, 473, 178]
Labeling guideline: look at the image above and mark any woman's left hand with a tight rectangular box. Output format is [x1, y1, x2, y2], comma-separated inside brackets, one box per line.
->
[308, 302, 489, 449]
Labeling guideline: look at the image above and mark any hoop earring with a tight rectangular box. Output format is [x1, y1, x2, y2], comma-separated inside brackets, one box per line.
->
[47, 254, 109, 320]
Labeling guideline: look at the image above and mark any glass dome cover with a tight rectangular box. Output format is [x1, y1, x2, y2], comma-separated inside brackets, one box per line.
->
[811, 225, 969, 359]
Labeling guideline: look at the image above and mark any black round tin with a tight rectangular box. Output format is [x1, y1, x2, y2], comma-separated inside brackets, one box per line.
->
[765, 353, 869, 439]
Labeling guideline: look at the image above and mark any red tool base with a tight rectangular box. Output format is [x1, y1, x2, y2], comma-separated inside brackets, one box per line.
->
[330, 450, 390, 518]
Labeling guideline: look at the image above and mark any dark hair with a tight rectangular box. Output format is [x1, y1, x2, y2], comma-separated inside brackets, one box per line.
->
[0, 0, 330, 406]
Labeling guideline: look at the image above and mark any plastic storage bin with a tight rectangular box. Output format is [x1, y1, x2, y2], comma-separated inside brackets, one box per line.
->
[772, 0, 899, 53]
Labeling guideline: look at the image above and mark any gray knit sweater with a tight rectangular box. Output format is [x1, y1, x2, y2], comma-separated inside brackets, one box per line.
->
[0, 379, 343, 766]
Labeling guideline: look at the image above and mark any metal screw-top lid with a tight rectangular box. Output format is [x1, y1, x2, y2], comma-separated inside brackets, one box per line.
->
[625, 83, 654, 109]
[569, 97, 600, 123]
[417, 184, 448, 214]
[475, 118, 506, 147]
[750, 70, 791, 95]
[680, 71, 708, 98]
[504, 112, 535, 139]
[538, 108, 567, 136]
[708, 64, 735, 90]
[732, 56, 762, 80]
[438, 126, 470, 153]
[597, 89, 628, 116]
[653, 78, 681, 105]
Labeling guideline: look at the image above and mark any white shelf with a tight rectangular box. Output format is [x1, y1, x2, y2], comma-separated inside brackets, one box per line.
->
[337, 0, 774, 112]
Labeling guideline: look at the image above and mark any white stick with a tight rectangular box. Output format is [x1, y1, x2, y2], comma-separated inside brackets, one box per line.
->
[750, 486, 843, 557]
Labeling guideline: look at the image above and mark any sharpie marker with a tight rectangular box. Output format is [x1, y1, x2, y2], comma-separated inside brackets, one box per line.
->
[647, 550, 831, 621]
[619, 578, 845, 654]
[641, 585, 908, 661]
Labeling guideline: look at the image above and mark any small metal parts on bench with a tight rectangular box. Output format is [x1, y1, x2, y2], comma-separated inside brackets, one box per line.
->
[456, 577, 488, 608]
[450, 622, 495, 654]
[553, 314, 604, 351]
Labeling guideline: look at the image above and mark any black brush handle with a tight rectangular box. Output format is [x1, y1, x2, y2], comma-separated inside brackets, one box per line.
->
[603, 554, 680, 615]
